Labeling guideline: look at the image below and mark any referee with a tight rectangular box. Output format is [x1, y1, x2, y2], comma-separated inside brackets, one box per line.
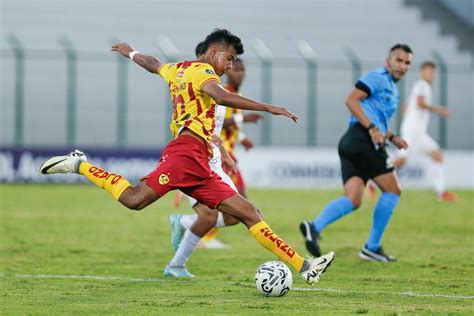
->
[300, 44, 412, 262]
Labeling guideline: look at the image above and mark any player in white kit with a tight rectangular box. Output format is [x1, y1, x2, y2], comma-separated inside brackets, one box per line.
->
[394, 61, 455, 201]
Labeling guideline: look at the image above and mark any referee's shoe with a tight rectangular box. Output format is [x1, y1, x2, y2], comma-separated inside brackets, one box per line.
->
[299, 221, 321, 257]
[359, 245, 397, 262]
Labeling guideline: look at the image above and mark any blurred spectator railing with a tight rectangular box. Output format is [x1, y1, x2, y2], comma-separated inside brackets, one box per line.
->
[2, 35, 473, 149]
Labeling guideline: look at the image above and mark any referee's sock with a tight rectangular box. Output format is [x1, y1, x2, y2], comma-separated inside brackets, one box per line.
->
[366, 192, 400, 251]
[313, 196, 354, 233]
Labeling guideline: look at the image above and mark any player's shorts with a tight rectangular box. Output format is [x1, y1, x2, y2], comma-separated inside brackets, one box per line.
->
[142, 135, 238, 209]
[397, 127, 440, 158]
[338, 123, 394, 184]
[187, 147, 238, 208]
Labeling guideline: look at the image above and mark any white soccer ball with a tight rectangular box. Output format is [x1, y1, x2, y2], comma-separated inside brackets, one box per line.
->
[255, 260, 292, 297]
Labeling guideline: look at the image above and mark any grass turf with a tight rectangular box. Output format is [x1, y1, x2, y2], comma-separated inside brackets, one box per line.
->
[1, 184, 473, 314]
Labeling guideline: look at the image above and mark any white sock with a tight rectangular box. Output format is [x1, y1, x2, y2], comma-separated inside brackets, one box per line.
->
[180, 214, 197, 230]
[215, 212, 225, 227]
[432, 161, 445, 196]
[168, 229, 201, 267]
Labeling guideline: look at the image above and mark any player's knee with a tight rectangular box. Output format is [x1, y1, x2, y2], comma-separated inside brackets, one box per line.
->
[119, 190, 145, 211]
[351, 197, 362, 210]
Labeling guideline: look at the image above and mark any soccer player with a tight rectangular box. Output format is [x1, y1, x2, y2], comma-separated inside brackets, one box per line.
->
[221, 57, 263, 198]
[300, 44, 413, 262]
[40, 29, 335, 284]
[393, 61, 455, 201]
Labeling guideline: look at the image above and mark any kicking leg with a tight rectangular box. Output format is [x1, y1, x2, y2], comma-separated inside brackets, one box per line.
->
[40, 150, 159, 210]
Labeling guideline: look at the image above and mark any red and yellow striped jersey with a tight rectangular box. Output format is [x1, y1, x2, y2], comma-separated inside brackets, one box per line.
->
[159, 61, 221, 144]
[220, 83, 242, 156]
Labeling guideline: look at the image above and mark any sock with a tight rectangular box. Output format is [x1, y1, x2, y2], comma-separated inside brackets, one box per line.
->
[432, 161, 445, 196]
[314, 196, 354, 233]
[366, 192, 400, 251]
[202, 228, 219, 241]
[215, 212, 225, 227]
[169, 229, 201, 267]
[180, 214, 197, 230]
[79, 162, 131, 200]
[249, 221, 305, 272]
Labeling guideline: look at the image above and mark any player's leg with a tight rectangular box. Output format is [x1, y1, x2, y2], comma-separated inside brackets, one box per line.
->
[217, 194, 335, 285]
[423, 134, 456, 201]
[360, 170, 401, 262]
[165, 203, 218, 277]
[39, 150, 160, 210]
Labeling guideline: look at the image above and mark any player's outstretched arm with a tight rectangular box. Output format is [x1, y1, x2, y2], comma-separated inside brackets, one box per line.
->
[416, 96, 450, 118]
[202, 81, 299, 123]
[111, 43, 164, 74]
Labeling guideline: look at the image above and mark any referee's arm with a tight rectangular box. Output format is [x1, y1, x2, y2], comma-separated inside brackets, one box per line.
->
[345, 88, 372, 129]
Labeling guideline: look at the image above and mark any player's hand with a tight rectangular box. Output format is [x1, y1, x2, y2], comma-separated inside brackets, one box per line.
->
[111, 43, 135, 58]
[244, 113, 264, 123]
[222, 155, 237, 175]
[439, 108, 450, 118]
[369, 128, 385, 147]
[241, 138, 254, 150]
[267, 106, 299, 123]
[391, 136, 408, 150]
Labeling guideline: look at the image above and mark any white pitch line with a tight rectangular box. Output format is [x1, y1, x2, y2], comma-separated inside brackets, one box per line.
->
[2, 273, 473, 300]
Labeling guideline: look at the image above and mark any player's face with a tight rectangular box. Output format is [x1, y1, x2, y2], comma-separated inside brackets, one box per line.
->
[209, 45, 237, 76]
[226, 60, 245, 87]
[421, 66, 436, 83]
[385, 49, 412, 81]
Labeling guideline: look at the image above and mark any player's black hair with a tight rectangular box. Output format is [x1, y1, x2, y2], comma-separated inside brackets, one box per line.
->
[195, 41, 206, 57]
[389, 43, 413, 54]
[420, 61, 436, 69]
[200, 29, 244, 55]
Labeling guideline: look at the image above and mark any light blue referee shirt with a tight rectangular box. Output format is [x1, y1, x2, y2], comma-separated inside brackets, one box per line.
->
[349, 67, 400, 133]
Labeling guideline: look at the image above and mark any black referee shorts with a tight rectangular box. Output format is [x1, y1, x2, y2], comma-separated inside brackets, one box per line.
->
[338, 123, 394, 184]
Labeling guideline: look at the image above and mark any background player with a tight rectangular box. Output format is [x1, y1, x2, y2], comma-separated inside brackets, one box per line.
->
[300, 44, 412, 262]
[393, 61, 455, 201]
[40, 29, 335, 284]
[221, 57, 263, 198]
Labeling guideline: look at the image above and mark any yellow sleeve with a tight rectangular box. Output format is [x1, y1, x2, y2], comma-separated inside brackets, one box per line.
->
[194, 64, 221, 90]
[158, 63, 177, 83]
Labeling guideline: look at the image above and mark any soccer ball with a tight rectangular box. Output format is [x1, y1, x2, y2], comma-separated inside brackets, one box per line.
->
[255, 260, 292, 297]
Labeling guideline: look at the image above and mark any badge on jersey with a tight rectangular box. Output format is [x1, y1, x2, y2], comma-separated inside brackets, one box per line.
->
[205, 69, 215, 75]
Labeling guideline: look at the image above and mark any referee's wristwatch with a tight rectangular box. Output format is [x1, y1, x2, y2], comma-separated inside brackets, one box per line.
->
[366, 123, 376, 131]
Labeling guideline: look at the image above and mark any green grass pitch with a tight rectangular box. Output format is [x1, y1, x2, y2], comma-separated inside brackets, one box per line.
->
[1, 184, 473, 314]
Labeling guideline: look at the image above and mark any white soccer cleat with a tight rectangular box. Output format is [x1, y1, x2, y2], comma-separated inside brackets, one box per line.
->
[300, 251, 335, 285]
[39, 150, 87, 175]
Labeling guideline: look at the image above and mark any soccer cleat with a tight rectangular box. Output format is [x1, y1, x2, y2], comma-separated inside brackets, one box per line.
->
[39, 150, 87, 175]
[299, 221, 321, 257]
[198, 238, 230, 250]
[438, 191, 456, 202]
[359, 245, 397, 262]
[300, 251, 335, 285]
[170, 214, 185, 251]
[163, 265, 195, 278]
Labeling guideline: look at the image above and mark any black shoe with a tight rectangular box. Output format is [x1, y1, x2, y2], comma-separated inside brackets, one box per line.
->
[299, 221, 321, 257]
[359, 245, 397, 262]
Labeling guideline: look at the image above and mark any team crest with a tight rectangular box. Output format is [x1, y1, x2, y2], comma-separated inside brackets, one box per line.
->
[159, 173, 170, 185]
[205, 68, 215, 75]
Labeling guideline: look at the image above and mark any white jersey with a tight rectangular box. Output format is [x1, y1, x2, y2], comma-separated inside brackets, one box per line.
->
[401, 79, 433, 133]
[209, 104, 227, 163]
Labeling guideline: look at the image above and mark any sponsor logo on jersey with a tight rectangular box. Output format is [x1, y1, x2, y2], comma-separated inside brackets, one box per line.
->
[205, 68, 215, 75]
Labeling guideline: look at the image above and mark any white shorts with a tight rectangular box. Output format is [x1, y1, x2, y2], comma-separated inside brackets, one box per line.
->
[397, 128, 440, 159]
